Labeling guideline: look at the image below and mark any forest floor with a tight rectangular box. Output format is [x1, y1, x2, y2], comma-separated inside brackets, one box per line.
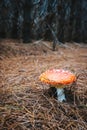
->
[0, 39, 87, 130]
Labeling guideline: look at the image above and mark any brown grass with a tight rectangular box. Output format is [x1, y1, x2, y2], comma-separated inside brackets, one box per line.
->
[0, 39, 87, 130]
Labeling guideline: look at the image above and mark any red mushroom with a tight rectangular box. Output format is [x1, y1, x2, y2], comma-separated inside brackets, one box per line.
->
[39, 69, 76, 102]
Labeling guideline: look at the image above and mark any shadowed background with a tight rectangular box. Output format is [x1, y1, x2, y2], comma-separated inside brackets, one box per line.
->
[0, 0, 87, 43]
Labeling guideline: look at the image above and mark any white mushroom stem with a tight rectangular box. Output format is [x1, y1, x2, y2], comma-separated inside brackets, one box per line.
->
[56, 88, 66, 102]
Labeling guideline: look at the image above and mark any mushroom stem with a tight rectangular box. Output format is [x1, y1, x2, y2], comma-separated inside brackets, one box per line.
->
[56, 88, 66, 102]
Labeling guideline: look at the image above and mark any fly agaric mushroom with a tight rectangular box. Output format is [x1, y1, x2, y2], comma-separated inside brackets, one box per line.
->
[39, 69, 76, 102]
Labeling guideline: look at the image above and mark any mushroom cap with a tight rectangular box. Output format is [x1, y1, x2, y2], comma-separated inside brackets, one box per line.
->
[39, 69, 76, 87]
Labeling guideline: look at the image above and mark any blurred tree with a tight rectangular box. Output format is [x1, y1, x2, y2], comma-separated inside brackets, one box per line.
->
[0, 0, 87, 43]
[22, 0, 32, 43]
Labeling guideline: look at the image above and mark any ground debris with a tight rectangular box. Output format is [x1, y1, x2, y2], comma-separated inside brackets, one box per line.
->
[0, 39, 87, 130]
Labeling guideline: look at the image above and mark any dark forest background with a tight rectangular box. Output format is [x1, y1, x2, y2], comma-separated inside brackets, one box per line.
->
[0, 0, 87, 43]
